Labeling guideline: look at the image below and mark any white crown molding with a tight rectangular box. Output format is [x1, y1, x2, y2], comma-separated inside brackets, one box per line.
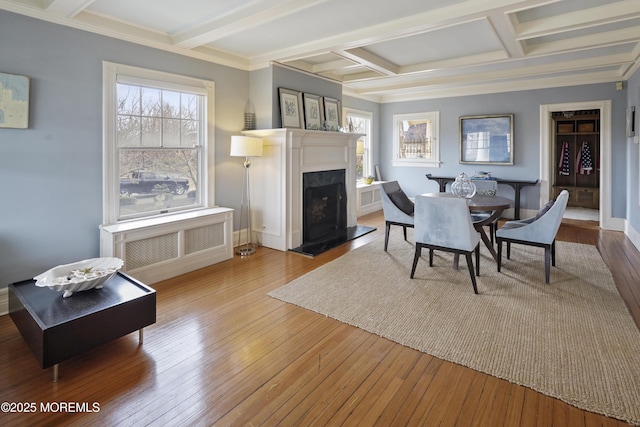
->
[0, 1, 251, 70]
[373, 73, 620, 103]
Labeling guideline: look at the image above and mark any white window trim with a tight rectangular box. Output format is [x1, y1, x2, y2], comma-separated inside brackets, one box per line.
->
[343, 107, 374, 179]
[102, 61, 215, 225]
[392, 111, 440, 168]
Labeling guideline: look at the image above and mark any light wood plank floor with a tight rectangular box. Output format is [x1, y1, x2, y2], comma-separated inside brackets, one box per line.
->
[1, 211, 639, 426]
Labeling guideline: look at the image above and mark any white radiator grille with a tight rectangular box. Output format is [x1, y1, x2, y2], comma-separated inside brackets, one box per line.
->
[185, 223, 225, 254]
[125, 232, 179, 270]
[100, 207, 233, 283]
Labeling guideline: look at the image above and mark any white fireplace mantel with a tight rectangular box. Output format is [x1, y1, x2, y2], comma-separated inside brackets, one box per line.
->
[242, 128, 363, 251]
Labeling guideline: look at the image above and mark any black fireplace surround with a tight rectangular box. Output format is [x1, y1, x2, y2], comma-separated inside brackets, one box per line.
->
[290, 169, 375, 256]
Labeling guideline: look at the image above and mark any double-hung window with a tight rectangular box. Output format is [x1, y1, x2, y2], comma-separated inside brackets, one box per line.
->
[344, 108, 373, 181]
[102, 62, 215, 224]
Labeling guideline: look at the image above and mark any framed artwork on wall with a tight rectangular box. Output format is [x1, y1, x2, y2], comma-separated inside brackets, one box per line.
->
[0, 72, 30, 129]
[459, 114, 514, 165]
[302, 93, 324, 130]
[323, 97, 341, 131]
[278, 88, 304, 128]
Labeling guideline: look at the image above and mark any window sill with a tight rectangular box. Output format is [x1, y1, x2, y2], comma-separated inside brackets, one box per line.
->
[392, 159, 441, 168]
[100, 207, 232, 233]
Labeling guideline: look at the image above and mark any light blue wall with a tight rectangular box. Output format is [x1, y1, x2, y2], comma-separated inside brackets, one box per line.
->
[249, 67, 273, 130]
[626, 68, 640, 233]
[379, 84, 628, 217]
[0, 11, 249, 286]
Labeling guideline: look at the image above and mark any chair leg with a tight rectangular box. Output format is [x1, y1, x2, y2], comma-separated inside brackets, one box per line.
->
[403, 226, 408, 241]
[410, 245, 422, 278]
[429, 248, 434, 266]
[475, 244, 480, 276]
[551, 240, 556, 266]
[465, 252, 479, 294]
[544, 246, 551, 284]
[384, 222, 391, 251]
[506, 241, 511, 259]
[497, 239, 502, 272]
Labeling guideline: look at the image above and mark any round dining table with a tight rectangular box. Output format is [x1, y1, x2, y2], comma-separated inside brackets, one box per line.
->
[421, 192, 512, 262]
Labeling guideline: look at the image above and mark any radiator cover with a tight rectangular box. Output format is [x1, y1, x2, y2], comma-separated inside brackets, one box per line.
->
[100, 208, 233, 284]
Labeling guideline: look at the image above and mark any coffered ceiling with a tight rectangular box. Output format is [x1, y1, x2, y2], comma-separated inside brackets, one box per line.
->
[2, 0, 639, 102]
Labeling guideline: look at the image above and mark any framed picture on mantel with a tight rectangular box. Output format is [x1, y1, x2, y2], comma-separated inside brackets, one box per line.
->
[278, 88, 304, 128]
[323, 97, 342, 131]
[302, 93, 324, 130]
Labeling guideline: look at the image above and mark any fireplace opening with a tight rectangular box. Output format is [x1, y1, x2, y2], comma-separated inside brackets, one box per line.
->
[304, 182, 346, 243]
[302, 169, 347, 244]
[290, 169, 375, 257]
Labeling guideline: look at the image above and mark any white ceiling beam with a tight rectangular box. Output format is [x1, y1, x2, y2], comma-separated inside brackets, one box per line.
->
[514, 0, 640, 39]
[76, 10, 251, 70]
[396, 51, 510, 77]
[338, 51, 509, 83]
[325, 69, 386, 82]
[311, 58, 358, 74]
[374, 71, 621, 103]
[353, 53, 633, 95]
[524, 26, 640, 56]
[45, 0, 96, 18]
[172, 0, 330, 49]
[488, 12, 526, 58]
[251, 0, 551, 67]
[337, 48, 399, 76]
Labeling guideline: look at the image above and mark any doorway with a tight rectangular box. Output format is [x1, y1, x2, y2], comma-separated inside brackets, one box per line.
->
[539, 100, 612, 229]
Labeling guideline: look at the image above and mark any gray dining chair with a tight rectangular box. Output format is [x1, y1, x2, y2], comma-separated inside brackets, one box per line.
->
[496, 190, 569, 284]
[411, 195, 481, 294]
[380, 181, 414, 251]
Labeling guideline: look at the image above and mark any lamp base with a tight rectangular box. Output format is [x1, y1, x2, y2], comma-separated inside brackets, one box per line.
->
[236, 245, 256, 256]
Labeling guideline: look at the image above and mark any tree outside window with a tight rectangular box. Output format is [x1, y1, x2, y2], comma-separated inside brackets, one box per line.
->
[103, 62, 214, 224]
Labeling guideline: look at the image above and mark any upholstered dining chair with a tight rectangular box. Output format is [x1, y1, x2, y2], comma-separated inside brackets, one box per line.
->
[380, 181, 415, 251]
[410, 195, 481, 294]
[495, 190, 569, 284]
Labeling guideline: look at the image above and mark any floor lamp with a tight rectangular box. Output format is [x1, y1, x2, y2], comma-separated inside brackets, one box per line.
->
[230, 135, 263, 256]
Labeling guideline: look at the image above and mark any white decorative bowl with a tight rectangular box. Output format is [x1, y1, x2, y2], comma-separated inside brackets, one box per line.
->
[34, 257, 124, 298]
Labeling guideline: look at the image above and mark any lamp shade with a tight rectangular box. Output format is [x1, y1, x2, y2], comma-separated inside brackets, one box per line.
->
[356, 139, 365, 155]
[230, 135, 263, 157]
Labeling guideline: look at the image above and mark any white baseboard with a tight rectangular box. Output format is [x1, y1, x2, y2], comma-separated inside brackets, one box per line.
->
[625, 220, 640, 254]
[0, 287, 8, 317]
[233, 227, 254, 247]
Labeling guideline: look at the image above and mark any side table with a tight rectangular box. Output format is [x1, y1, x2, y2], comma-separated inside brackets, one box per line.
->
[9, 271, 156, 382]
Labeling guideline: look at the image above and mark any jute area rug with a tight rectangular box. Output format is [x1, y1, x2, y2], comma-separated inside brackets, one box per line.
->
[269, 231, 640, 424]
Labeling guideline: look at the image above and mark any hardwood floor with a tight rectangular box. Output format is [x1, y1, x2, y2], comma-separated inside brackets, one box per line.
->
[1, 211, 639, 426]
